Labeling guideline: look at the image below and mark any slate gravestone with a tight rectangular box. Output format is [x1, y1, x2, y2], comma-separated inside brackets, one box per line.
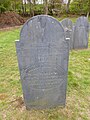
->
[61, 18, 73, 49]
[73, 16, 89, 49]
[16, 15, 70, 109]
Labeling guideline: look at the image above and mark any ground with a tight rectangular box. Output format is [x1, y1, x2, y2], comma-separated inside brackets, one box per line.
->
[0, 19, 90, 120]
[0, 12, 25, 28]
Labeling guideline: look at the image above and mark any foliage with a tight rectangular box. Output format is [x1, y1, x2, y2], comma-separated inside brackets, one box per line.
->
[70, 0, 90, 15]
[0, 5, 6, 13]
[0, 0, 10, 13]
[0, 0, 90, 17]
[48, 0, 64, 15]
[34, 4, 44, 15]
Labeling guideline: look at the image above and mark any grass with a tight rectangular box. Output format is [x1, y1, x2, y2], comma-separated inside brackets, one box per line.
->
[0, 26, 90, 120]
[56, 15, 90, 23]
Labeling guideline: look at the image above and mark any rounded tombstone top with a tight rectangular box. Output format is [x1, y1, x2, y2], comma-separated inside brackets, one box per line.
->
[61, 18, 73, 30]
[20, 15, 65, 43]
[75, 16, 89, 28]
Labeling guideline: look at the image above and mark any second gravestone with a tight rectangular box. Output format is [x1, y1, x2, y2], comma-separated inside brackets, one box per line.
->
[61, 18, 73, 50]
[16, 15, 69, 109]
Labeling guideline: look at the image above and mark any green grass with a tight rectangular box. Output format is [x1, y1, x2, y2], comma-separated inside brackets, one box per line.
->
[56, 15, 90, 23]
[0, 27, 90, 120]
[56, 16, 78, 22]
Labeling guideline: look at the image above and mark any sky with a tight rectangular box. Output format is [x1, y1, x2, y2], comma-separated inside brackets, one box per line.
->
[63, 0, 68, 4]
[23, 0, 28, 4]
[22, 0, 69, 4]
[23, 0, 43, 4]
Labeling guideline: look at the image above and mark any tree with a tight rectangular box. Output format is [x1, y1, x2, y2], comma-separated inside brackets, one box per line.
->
[0, 0, 11, 13]
[87, 0, 90, 17]
[43, 0, 48, 15]
[66, 0, 71, 13]
[32, 0, 36, 16]
[48, 0, 63, 15]
[70, 0, 90, 15]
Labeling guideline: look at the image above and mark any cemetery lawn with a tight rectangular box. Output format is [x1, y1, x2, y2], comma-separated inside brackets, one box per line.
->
[0, 28, 90, 120]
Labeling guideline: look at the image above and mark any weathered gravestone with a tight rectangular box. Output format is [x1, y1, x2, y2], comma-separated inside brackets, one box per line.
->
[73, 16, 89, 49]
[16, 15, 70, 109]
[61, 18, 73, 49]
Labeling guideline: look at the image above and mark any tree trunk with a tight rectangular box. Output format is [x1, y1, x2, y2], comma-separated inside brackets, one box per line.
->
[24, 2, 27, 15]
[87, 12, 89, 18]
[52, 0, 54, 9]
[32, 0, 36, 16]
[66, 0, 71, 13]
[87, 0, 90, 18]
[14, 0, 16, 12]
[21, 0, 24, 16]
[29, 0, 32, 17]
[44, 0, 48, 15]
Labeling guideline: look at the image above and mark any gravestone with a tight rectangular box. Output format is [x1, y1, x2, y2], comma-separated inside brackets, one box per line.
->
[61, 18, 73, 49]
[16, 15, 70, 109]
[73, 16, 89, 49]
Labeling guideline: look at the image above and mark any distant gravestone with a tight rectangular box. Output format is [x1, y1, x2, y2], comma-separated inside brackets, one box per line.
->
[16, 15, 69, 109]
[61, 18, 73, 49]
[73, 16, 89, 49]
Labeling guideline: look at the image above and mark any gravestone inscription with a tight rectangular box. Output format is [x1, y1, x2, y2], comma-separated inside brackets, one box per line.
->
[73, 16, 89, 49]
[16, 15, 70, 109]
[61, 18, 73, 49]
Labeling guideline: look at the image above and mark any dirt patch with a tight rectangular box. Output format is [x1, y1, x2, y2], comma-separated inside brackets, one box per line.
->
[0, 93, 8, 100]
[0, 26, 21, 31]
[0, 12, 26, 28]
[10, 96, 24, 108]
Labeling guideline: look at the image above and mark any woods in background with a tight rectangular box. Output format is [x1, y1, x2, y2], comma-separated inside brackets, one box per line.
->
[0, 0, 90, 17]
